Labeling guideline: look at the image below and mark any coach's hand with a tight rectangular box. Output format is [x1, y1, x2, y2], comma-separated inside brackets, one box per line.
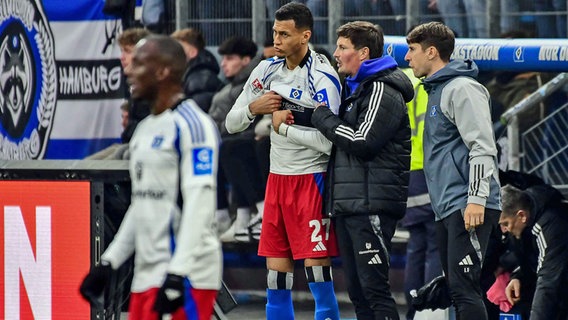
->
[154, 273, 186, 314]
[79, 261, 112, 308]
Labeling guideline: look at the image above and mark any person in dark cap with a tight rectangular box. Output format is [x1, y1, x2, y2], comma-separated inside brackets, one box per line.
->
[208, 36, 266, 243]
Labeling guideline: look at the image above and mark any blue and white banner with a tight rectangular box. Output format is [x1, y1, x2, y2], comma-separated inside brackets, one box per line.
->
[0, 0, 124, 159]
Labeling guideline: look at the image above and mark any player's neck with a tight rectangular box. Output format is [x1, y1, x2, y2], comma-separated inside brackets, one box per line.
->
[152, 87, 184, 115]
[286, 46, 309, 70]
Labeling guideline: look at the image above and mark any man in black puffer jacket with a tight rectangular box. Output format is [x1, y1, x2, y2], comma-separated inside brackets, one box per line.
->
[311, 21, 413, 319]
[171, 28, 223, 113]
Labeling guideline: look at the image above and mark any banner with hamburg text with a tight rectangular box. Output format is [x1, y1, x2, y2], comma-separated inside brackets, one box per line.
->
[0, 0, 125, 159]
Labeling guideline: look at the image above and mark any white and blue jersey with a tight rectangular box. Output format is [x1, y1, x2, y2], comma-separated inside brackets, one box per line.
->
[226, 50, 341, 175]
[102, 99, 222, 292]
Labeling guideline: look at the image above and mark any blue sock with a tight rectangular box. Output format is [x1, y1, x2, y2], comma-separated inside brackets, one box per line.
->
[266, 289, 294, 320]
[309, 281, 340, 320]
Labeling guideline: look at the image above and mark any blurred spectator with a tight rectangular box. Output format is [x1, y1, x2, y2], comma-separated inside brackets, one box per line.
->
[120, 100, 129, 130]
[436, 0, 487, 37]
[534, 0, 567, 38]
[171, 28, 224, 113]
[208, 36, 266, 242]
[141, 0, 164, 32]
[400, 69, 443, 320]
[197, 0, 252, 45]
[263, 38, 278, 59]
[85, 27, 151, 160]
[118, 28, 152, 144]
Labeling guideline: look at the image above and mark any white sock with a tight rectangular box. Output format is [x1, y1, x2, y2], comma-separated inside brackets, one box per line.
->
[215, 208, 230, 223]
[235, 208, 251, 230]
[255, 201, 265, 218]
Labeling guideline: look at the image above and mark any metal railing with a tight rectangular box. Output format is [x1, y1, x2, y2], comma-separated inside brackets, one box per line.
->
[500, 73, 568, 193]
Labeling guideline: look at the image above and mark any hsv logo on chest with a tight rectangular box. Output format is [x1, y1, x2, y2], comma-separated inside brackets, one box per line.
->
[289, 88, 303, 100]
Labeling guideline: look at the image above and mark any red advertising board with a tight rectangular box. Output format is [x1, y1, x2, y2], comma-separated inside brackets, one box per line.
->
[0, 181, 91, 319]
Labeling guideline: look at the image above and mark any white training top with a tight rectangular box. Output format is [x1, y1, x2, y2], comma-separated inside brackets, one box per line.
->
[225, 50, 341, 175]
[102, 99, 222, 292]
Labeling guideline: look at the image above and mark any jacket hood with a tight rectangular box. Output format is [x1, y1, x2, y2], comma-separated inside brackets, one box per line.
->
[422, 60, 479, 92]
[524, 184, 565, 224]
[187, 49, 220, 74]
[346, 56, 414, 103]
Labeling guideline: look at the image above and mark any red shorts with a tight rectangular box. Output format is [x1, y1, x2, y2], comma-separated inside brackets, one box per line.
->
[128, 286, 217, 320]
[258, 172, 339, 260]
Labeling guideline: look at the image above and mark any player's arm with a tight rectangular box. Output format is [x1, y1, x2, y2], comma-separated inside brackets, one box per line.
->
[274, 113, 333, 155]
[225, 62, 280, 134]
[272, 71, 341, 154]
[100, 206, 136, 268]
[312, 83, 406, 160]
[167, 120, 218, 277]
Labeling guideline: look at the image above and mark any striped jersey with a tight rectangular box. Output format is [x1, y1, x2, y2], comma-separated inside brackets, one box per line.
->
[102, 99, 222, 292]
[225, 50, 341, 174]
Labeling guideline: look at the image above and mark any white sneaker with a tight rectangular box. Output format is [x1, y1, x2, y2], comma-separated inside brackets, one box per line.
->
[234, 226, 251, 243]
[216, 218, 232, 236]
[234, 214, 262, 242]
[219, 223, 237, 243]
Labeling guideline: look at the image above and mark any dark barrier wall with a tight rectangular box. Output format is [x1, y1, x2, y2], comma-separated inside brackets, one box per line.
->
[0, 160, 129, 320]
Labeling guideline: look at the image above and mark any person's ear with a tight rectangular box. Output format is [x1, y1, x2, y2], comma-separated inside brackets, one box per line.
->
[302, 30, 311, 45]
[426, 46, 437, 60]
[360, 47, 369, 61]
[156, 66, 170, 81]
[518, 209, 528, 223]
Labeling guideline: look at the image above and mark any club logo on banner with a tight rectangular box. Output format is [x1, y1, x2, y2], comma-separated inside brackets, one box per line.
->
[0, 0, 57, 159]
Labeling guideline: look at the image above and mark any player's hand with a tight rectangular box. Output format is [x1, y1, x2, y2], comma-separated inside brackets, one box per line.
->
[505, 278, 521, 305]
[154, 273, 186, 314]
[79, 262, 112, 308]
[272, 110, 293, 133]
[249, 91, 282, 115]
[463, 203, 485, 231]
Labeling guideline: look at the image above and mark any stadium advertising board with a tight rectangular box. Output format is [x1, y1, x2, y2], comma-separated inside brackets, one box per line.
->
[0, 181, 91, 319]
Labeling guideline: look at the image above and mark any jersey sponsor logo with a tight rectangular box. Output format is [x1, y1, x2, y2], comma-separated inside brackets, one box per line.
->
[193, 147, 213, 175]
[429, 105, 438, 117]
[314, 89, 329, 107]
[251, 78, 263, 94]
[0, 0, 57, 159]
[132, 189, 166, 199]
[281, 99, 304, 112]
[151, 135, 164, 148]
[289, 88, 303, 100]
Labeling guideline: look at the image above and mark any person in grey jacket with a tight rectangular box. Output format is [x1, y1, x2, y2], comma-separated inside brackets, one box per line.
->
[208, 36, 266, 242]
[405, 22, 501, 320]
[310, 21, 413, 319]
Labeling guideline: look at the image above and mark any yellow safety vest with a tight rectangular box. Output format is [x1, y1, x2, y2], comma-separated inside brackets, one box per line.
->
[402, 68, 428, 171]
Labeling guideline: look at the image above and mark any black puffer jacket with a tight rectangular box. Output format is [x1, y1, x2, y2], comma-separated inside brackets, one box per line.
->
[511, 184, 568, 320]
[182, 49, 223, 113]
[312, 60, 413, 219]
